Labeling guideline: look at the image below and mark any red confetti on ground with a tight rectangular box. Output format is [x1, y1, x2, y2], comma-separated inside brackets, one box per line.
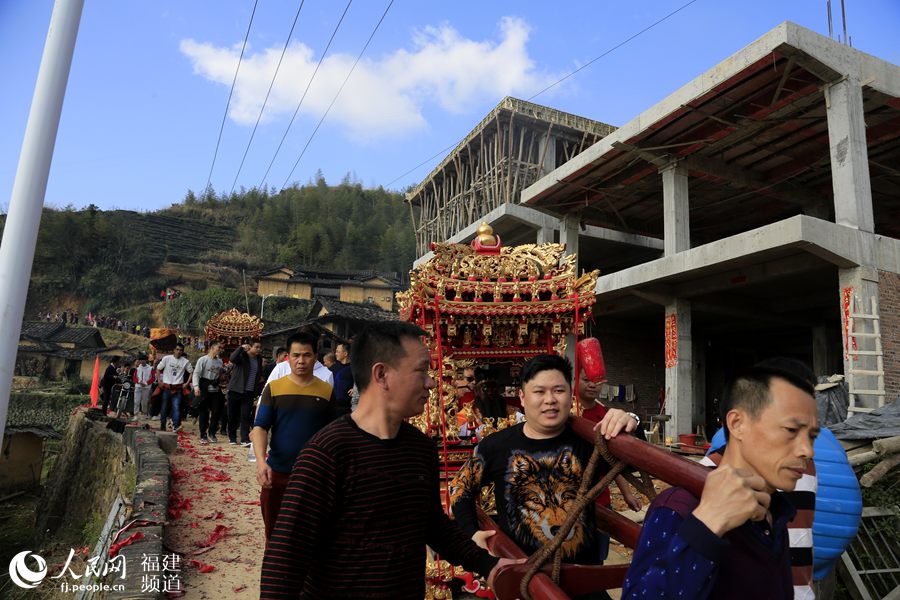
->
[223, 494, 236, 502]
[197, 524, 229, 548]
[193, 465, 231, 482]
[171, 468, 189, 481]
[189, 559, 216, 573]
[241, 500, 261, 506]
[190, 522, 199, 529]
[212, 454, 234, 463]
[234, 584, 248, 592]
[109, 531, 145, 557]
[168, 492, 193, 519]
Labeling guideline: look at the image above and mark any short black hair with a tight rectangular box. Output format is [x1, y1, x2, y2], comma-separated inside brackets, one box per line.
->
[110, 355, 121, 365]
[174, 343, 185, 350]
[351, 321, 427, 392]
[274, 346, 287, 358]
[519, 354, 572, 388]
[722, 357, 816, 440]
[286, 331, 318, 354]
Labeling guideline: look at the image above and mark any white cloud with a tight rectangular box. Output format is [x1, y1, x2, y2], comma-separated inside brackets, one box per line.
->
[179, 17, 557, 141]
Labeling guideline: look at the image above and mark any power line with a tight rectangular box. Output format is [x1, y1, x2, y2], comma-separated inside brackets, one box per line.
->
[280, 0, 394, 191]
[384, 0, 702, 189]
[228, 0, 308, 196]
[526, 0, 701, 101]
[204, 0, 260, 196]
[258, 0, 353, 191]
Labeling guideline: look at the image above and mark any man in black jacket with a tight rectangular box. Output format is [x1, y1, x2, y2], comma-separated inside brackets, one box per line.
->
[101, 355, 121, 414]
[227, 340, 263, 446]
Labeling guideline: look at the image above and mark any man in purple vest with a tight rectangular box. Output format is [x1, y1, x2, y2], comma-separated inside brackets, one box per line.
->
[622, 359, 820, 600]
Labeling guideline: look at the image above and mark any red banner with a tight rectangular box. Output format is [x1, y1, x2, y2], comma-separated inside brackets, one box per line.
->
[841, 287, 858, 360]
[665, 313, 678, 368]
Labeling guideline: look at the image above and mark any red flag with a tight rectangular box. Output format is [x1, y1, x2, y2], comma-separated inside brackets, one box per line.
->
[90, 356, 100, 407]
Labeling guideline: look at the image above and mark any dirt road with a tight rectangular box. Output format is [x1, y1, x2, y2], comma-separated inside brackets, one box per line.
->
[164, 422, 264, 598]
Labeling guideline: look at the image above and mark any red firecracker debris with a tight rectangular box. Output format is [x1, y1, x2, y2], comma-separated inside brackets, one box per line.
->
[234, 584, 247, 592]
[171, 468, 189, 481]
[189, 559, 216, 573]
[241, 500, 261, 506]
[212, 454, 234, 463]
[109, 532, 145, 557]
[197, 524, 228, 548]
[168, 492, 193, 519]
[193, 465, 231, 482]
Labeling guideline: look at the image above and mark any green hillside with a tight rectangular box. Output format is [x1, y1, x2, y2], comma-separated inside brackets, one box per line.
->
[3, 176, 416, 331]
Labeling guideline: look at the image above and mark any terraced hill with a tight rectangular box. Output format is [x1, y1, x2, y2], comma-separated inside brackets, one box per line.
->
[104, 210, 236, 263]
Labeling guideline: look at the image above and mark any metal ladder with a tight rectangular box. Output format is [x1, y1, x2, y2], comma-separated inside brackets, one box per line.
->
[846, 295, 885, 415]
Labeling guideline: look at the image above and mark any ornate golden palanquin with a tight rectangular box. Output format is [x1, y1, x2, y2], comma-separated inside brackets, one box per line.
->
[204, 308, 264, 350]
[398, 225, 598, 598]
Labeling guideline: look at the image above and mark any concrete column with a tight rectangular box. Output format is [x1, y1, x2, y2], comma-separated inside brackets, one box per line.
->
[538, 134, 557, 176]
[560, 213, 580, 367]
[536, 225, 555, 244]
[825, 76, 874, 232]
[560, 213, 580, 260]
[838, 266, 881, 410]
[665, 299, 693, 437]
[812, 325, 830, 376]
[661, 162, 690, 256]
[692, 338, 706, 430]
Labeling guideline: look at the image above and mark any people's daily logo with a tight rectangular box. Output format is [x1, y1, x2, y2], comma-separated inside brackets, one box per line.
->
[8, 551, 47, 589]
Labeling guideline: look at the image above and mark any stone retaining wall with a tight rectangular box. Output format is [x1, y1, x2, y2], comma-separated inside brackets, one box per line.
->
[108, 426, 171, 600]
[34, 410, 171, 599]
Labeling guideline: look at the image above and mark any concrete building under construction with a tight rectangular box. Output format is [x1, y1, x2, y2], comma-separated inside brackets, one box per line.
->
[409, 22, 900, 437]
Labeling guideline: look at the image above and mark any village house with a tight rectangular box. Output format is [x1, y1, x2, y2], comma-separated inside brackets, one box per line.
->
[256, 266, 405, 312]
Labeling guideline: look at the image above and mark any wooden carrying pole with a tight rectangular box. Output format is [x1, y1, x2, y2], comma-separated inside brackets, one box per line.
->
[485, 417, 711, 599]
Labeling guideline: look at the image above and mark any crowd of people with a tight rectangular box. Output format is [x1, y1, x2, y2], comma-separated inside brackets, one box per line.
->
[98, 319, 816, 600]
[38, 307, 153, 338]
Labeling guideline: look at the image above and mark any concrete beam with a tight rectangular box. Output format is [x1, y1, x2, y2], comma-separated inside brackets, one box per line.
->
[596, 216, 881, 298]
[613, 140, 824, 208]
[522, 21, 900, 207]
[414, 201, 663, 265]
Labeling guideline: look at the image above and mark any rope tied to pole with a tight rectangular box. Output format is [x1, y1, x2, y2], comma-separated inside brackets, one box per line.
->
[518, 429, 657, 600]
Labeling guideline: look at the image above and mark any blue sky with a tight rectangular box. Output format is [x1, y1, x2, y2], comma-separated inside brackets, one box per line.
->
[2, 0, 898, 213]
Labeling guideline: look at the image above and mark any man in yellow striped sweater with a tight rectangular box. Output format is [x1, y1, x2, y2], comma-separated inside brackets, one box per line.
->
[250, 330, 334, 541]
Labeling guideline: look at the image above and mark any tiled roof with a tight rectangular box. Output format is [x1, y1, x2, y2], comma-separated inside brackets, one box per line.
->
[313, 297, 399, 322]
[48, 327, 105, 347]
[20, 321, 65, 340]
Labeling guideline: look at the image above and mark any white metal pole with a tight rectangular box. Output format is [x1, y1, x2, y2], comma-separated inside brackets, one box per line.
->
[0, 0, 85, 449]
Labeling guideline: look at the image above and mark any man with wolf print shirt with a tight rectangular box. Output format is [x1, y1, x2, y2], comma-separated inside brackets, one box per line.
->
[450, 355, 639, 587]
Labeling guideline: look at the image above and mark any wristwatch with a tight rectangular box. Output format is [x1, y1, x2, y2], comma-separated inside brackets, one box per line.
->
[626, 412, 641, 427]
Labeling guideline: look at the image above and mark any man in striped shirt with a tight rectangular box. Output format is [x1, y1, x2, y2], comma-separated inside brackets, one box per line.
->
[260, 321, 514, 599]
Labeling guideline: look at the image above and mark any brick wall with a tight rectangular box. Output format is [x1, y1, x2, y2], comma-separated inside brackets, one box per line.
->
[880, 270, 900, 404]
[591, 321, 665, 419]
